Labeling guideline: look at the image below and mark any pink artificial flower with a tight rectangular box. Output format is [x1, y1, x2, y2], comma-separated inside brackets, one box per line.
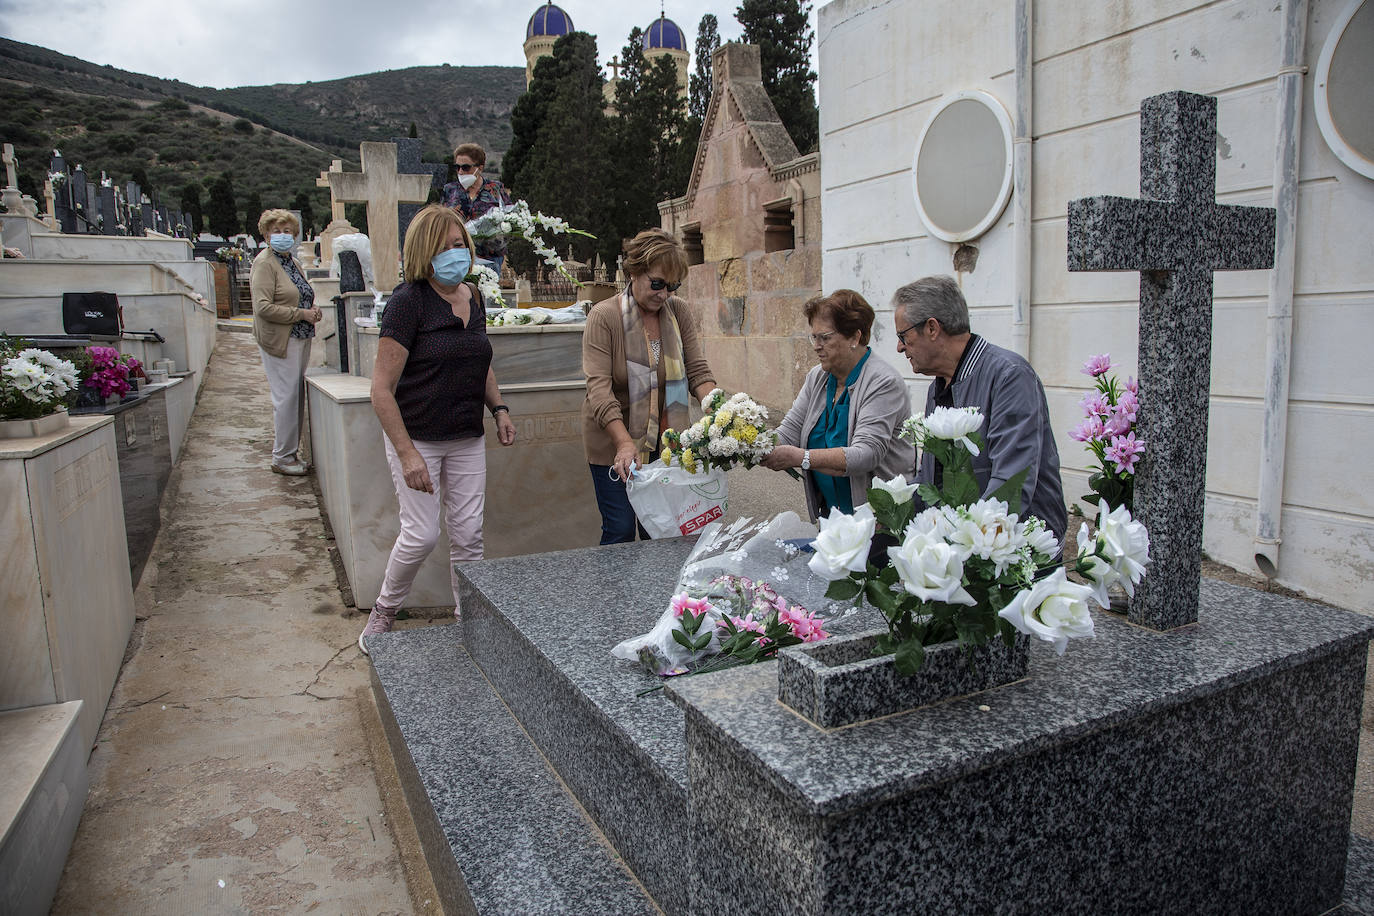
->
[1103, 408, 1132, 438]
[1125, 376, 1139, 395]
[1081, 354, 1113, 377]
[670, 594, 710, 618]
[1078, 391, 1108, 417]
[728, 614, 765, 635]
[1106, 432, 1145, 475]
[1116, 389, 1139, 423]
[1070, 416, 1105, 443]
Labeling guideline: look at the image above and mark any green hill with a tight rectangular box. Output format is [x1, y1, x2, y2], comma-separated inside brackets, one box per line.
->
[0, 37, 524, 236]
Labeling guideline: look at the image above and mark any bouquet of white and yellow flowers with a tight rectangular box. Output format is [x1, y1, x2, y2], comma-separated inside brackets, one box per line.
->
[660, 389, 776, 474]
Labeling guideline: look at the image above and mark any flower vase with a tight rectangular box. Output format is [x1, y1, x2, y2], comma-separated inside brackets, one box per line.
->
[0, 408, 71, 440]
[1105, 581, 1131, 615]
[777, 628, 1031, 728]
[72, 386, 104, 413]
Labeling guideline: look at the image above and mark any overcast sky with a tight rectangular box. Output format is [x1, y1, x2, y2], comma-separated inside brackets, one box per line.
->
[0, 0, 818, 89]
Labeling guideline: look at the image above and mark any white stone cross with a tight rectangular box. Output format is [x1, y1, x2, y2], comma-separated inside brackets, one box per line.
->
[317, 159, 346, 222]
[327, 143, 432, 293]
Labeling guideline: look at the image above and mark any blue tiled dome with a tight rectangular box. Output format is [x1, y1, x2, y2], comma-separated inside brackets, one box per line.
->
[526, 2, 574, 40]
[642, 16, 687, 52]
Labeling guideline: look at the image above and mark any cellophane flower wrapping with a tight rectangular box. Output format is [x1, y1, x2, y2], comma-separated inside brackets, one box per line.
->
[611, 512, 867, 677]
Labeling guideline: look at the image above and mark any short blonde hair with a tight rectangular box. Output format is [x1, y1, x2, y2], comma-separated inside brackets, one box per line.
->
[258, 208, 299, 237]
[452, 143, 487, 168]
[402, 205, 474, 284]
[622, 228, 687, 285]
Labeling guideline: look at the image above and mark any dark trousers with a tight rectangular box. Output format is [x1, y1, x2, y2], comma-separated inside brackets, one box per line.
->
[589, 464, 649, 544]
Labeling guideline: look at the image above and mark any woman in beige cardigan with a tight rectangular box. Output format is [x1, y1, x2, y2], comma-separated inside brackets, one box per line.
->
[250, 208, 322, 476]
[582, 229, 716, 543]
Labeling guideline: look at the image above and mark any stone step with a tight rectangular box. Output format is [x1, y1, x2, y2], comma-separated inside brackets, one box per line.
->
[366, 624, 658, 916]
[0, 702, 88, 916]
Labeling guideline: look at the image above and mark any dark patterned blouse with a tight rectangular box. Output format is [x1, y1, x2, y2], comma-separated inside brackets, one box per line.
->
[275, 251, 316, 340]
[441, 178, 513, 259]
[379, 279, 491, 442]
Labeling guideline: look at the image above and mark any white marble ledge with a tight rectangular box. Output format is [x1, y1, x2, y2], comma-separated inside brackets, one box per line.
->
[0, 701, 83, 831]
[487, 324, 585, 336]
[0, 416, 114, 461]
[306, 372, 373, 404]
[504, 380, 587, 394]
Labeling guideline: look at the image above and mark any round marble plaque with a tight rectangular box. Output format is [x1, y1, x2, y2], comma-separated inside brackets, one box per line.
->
[911, 90, 1014, 243]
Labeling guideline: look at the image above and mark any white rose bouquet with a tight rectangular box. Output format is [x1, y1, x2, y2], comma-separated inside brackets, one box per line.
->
[810, 406, 1151, 674]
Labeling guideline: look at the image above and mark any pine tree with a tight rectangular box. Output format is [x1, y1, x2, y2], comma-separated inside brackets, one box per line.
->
[508, 32, 616, 267]
[689, 14, 721, 123]
[205, 173, 239, 240]
[736, 0, 819, 153]
[180, 181, 203, 236]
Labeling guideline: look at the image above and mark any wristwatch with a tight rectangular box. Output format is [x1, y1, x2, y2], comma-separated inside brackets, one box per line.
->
[490, 404, 510, 417]
[801, 449, 811, 471]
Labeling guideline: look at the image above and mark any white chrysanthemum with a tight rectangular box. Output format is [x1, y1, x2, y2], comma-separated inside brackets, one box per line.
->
[948, 499, 1026, 575]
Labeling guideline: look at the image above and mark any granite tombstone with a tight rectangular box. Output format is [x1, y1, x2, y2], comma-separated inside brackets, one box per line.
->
[1067, 90, 1276, 631]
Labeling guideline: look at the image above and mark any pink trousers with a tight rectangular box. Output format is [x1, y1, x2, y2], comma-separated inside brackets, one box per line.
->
[377, 435, 486, 612]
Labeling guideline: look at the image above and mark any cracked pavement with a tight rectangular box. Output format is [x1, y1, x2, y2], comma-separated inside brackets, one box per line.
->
[50, 329, 417, 915]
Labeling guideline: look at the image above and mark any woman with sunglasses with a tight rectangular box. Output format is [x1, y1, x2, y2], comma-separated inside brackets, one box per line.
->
[441, 143, 512, 277]
[582, 228, 717, 543]
[761, 289, 913, 521]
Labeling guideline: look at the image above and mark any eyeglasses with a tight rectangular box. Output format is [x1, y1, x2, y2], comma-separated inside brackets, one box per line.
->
[647, 277, 682, 292]
[895, 322, 923, 346]
[455, 163, 478, 172]
[808, 331, 837, 345]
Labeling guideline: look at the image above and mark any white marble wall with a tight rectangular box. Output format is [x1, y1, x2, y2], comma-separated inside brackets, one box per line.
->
[0, 417, 136, 750]
[816, 0, 1374, 608]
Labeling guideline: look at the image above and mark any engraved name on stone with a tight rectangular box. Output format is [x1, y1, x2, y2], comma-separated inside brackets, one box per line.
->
[488, 410, 582, 447]
[56, 443, 113, 519]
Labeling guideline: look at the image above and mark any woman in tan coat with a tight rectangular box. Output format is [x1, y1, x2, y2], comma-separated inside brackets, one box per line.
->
[250, 208, 321, 476]
[582, 229, 715, 543]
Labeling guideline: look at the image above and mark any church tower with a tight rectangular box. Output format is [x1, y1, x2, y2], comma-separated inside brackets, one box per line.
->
[642, 13, 689, 99]
[523, 2, 575, 88]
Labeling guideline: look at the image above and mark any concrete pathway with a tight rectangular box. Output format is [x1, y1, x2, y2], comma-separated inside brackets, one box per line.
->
[51, 329, 421, 915]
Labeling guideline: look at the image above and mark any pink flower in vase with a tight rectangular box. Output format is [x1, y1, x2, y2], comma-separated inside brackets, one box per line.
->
[1106, 432, 1145, 475]
[1081, 354, 1113, 377]
[1103, 408, 1133, 438]
[1116, 388, 1139, 423]
[1070, 416, 1106, 443]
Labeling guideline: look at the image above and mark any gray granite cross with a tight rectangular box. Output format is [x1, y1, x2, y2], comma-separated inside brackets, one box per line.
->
[1067, 90, 1275, 631]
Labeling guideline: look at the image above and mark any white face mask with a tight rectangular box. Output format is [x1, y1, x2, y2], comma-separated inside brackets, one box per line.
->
[458, 173, 479, 190]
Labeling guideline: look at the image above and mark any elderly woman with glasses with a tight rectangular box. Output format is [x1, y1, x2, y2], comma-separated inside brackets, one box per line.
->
[761, 289, 913, 521]
[582, 228, 717, 543]
[441, 142, 512, 276]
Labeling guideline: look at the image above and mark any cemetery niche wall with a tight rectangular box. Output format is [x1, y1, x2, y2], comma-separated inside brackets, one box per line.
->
[814, 0, 1374, 610]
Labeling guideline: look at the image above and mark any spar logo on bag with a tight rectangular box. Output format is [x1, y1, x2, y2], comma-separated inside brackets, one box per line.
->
[679, 504, 724, 535]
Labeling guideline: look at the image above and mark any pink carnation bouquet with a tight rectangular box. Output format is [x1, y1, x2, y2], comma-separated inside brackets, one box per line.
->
[84, 346, 144, 400]
[1070, 353, 1143, 510]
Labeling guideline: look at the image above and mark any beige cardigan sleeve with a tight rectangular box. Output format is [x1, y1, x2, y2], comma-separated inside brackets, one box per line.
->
[249, 253, 303, 325]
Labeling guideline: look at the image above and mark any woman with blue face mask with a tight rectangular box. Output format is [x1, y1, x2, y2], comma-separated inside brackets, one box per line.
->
[250, 208, 322, 476]
[360, 205, 517, 653]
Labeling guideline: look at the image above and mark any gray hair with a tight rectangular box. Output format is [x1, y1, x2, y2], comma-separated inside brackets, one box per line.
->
[891, 275, 970, 336]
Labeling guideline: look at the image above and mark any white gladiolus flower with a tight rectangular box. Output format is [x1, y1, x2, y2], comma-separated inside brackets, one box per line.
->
[888, 530, 976, 605]
[998, 568, 1096, 655]
[871, 474, 918, 505]
[808, 504, 877, 580]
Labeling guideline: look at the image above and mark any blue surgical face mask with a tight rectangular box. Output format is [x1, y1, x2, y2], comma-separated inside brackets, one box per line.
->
[431, 246, 472, 285]
[269, 232, 295, 252]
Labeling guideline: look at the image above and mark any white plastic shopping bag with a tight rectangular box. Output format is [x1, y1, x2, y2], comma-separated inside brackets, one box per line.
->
[625, 460, 729, 538]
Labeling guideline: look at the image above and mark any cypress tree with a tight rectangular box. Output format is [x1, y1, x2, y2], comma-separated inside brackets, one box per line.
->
[180, 181, 203, 236]
[205, 173, 239, 240]
[736, 0, 819, 153]
[241, 191, 264, 241]
[689, 14, 721, 124]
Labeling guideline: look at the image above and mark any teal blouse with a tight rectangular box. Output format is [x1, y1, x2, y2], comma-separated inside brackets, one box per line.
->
[806, 349, 872, 515]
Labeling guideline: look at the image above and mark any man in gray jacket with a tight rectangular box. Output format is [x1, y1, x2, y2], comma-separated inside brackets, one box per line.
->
[893, 275, 1067, 542]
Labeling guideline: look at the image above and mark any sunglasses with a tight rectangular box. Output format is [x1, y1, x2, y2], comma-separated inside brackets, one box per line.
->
[647, 277, 682, 292]
[455, 163, 479, 172]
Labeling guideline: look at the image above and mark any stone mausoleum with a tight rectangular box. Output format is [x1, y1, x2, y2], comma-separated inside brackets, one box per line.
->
[659, 42, 822, 419]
